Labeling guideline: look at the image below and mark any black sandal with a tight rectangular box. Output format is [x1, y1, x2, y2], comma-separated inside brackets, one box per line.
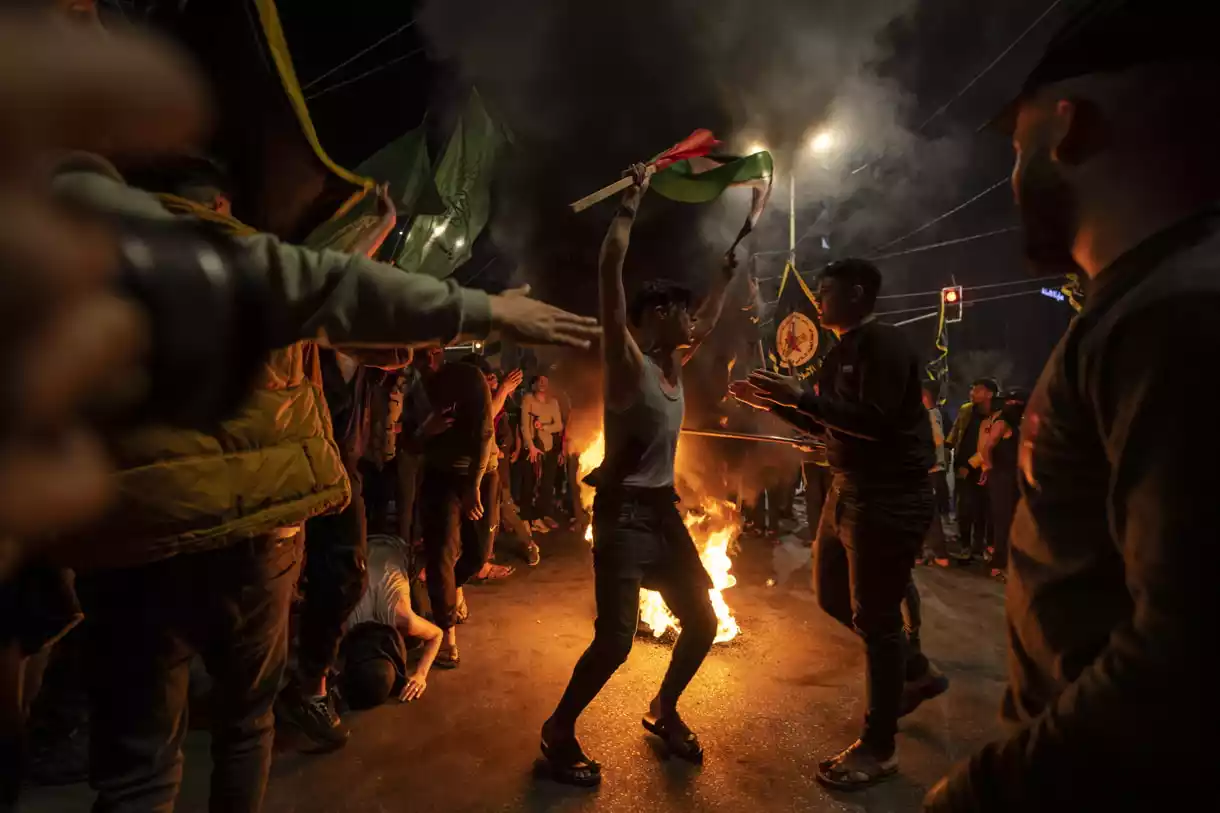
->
[642, 712, 703, 763]
[815, 740, 897, 791]
[539, 732, 602, 787]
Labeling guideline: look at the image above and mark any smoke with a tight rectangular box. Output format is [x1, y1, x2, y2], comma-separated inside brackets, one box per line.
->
[418, 0, 971, 493]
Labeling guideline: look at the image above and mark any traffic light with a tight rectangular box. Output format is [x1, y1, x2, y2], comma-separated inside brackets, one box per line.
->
[942, 285, 963, 323]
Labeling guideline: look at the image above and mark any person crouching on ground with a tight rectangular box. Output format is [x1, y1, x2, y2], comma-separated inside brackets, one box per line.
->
[338, 534, 443, 708]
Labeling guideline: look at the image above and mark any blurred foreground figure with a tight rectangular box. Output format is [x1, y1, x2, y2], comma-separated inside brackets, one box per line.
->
[0, 12, 207, 547]
[925, 2, 1217, 810]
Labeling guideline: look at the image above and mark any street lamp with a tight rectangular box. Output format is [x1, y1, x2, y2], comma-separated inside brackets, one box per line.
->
[810, 129, 837, 155]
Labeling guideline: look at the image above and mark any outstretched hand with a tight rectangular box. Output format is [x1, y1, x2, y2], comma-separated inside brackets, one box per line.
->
[501, 368, 524, 395]
[489, 285, 601, 350]
[728, 380, 771, 411]
[747, 370, 803, 408]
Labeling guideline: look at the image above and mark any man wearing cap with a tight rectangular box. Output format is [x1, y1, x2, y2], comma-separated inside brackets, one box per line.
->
[946, 378, 997, 559]
[925, 1, 1215, 809]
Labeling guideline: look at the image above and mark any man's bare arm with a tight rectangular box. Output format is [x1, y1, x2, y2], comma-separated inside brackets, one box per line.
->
[601, 166, 650, 410]
[682, 251, 739, 366]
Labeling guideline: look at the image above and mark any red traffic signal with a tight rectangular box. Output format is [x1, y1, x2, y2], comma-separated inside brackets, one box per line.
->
[942, 286, 963, 322]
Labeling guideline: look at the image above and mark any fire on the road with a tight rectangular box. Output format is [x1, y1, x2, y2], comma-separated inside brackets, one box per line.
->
[575, 430, 740, 643]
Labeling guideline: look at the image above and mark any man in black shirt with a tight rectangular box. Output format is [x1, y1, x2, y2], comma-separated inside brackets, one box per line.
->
[737, 259, 942, 789]
[924, 2, 1216, 810]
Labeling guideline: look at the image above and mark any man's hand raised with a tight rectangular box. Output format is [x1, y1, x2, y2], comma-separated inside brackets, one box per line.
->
[489, 285, 601, 350]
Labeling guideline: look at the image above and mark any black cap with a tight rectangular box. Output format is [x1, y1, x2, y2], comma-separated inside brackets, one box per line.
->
[989, 0, 1218, 133]
[972, 377, 1000, 394]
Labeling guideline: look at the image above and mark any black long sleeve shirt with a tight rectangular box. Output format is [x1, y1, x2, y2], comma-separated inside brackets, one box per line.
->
[796, 320, 933, 485]
[927, 206, 1220, 812]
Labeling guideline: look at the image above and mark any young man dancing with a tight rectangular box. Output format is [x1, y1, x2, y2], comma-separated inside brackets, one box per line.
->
[540, 165, 736, 786]
[734, 258, 944, 790]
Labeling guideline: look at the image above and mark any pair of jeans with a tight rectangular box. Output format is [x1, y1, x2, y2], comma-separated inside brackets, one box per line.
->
[523, 441, 560, 520]
[297, 469, 369, 688]
[802, 462, 833, 543]
[551, 490, 716, 727]
[419, 468, 497, 630]
[955, 473, 991, 555]
[496, 469, 534, 560]
[813, 476, 933, 755]
[80, 533, 302, 813]
[987, 468, 1019, 571]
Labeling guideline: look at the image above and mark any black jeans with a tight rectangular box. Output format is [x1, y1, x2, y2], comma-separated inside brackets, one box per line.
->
[955, 474, 991, 555]
[551, 490, 716, 728]
[81, 534, 302, 813]
[419, 467, 497, 630]
[987, 468, 1019, 571]
[924, 471, 956, 558]
[802, 462, 833, 543]
[813, 477, 933, 755]
[297, 470, 369, 687]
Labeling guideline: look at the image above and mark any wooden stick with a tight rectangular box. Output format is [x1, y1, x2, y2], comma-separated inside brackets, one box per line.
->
[569, 176, 633, 213]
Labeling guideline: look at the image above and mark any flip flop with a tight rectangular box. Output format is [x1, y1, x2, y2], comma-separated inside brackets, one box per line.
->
[815, 740, 897, 791]
[540, 733, 602, 787]
[472, 563, 515, 583]
[642, 712, 703, 763]
[435, 646, 460, 669]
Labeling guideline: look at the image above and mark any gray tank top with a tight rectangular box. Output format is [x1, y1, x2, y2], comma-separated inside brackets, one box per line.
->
[602, 355, 684, 489]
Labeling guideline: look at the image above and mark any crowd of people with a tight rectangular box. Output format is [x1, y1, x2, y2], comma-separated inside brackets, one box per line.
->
[0, 0, 1214, 811]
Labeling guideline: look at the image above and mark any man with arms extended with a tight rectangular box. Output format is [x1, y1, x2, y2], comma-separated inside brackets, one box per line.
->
[540, 164, 735, 786]
[736, 258, 944, 789]
[925, 2, 1214, 810]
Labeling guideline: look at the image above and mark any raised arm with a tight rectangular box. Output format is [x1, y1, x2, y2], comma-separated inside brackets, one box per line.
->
[682, 251, 739, 365]
[601, 165, 650, 410]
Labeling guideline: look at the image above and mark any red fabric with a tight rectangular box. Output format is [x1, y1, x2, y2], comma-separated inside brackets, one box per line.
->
[652, 129, 720, 172]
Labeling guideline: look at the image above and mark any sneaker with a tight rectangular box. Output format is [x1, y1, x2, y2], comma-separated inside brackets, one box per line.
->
[275, 682, 349, 752]
[899, 663, 950, 717]
[526, 542, 542, 567]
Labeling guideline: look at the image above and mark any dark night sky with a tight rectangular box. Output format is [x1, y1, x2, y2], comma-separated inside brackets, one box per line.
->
[282, 0, 1076, 393]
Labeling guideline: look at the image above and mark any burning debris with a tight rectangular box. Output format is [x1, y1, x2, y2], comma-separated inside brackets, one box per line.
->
[575, 429, 741, 644]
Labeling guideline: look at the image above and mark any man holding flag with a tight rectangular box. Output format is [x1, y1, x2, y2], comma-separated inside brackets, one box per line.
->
[540, 160, 741, 787]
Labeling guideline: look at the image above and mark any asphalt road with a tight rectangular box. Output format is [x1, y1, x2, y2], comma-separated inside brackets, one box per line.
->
[24, 530, 1009, 813]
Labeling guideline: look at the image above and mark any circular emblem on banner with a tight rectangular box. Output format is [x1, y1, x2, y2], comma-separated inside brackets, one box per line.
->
[776, 312, 819, 367]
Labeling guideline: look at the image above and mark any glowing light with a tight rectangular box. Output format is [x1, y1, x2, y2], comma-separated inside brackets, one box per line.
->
[745, 142, 769, 156]
[810, 129, 837, 155]
[577, 429, 740, 643]
[945, 289, 959, 303]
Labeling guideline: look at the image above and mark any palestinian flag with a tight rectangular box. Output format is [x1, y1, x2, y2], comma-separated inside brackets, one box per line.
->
[648, 130, 774, 252]
[572, 129, 774, 253]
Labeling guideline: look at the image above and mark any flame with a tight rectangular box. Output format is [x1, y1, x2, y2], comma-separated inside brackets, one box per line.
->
[577, 430, 740, 643]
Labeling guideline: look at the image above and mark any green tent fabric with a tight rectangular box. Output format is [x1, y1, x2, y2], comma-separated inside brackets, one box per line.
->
[395, 89, 509, 279]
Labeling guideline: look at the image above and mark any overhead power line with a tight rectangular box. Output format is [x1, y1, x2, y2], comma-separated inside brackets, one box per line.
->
[305, 47, 425, 100]
[917, 0, 1065, 132]
[870, 226, 1019, 261]
[877, 286, 1056, 320]
[302, 19, 418, 92]
[871, 176, 1009, 254]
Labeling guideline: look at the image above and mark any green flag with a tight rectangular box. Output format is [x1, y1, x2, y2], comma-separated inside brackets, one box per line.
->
[650, 151, 774, 252]
[396, 89, 508, 278]
[356, 125, 445, 218]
